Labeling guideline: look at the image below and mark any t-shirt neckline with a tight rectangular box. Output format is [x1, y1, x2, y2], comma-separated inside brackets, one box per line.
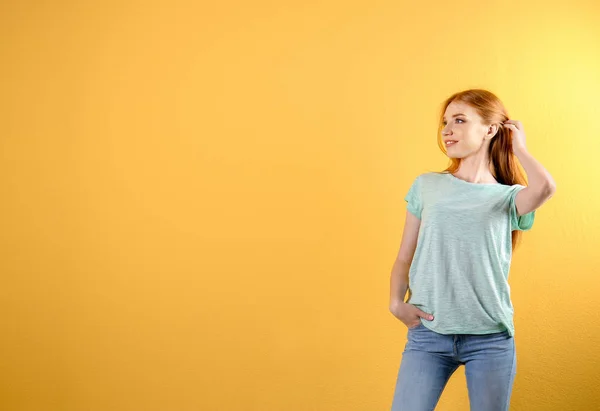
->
[445, 172, 502, 186]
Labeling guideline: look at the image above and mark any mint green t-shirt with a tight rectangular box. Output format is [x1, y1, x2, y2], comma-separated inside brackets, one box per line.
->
[404, 171, 535, 337]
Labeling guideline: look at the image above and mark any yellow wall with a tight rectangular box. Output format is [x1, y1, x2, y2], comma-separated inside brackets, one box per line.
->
[1, 1, 599, 410]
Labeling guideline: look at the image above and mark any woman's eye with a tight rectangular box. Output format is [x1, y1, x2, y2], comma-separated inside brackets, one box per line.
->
[442, 119, 465, 126]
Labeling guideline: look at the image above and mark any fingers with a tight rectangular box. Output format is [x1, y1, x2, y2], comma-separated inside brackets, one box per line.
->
[417, 309, 434, 321]
[503, 123, 519, 133]
[502, 120, 522, 129]
[405, 303, 434, 321]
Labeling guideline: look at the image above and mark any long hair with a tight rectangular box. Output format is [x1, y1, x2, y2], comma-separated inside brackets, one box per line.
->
[436, 89, 527, 251]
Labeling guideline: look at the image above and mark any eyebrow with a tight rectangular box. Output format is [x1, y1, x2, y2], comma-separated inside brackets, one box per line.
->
[443, 113, 467, 121]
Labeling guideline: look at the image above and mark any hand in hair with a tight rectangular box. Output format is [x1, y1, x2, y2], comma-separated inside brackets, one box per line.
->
[502, 120, 527, 152]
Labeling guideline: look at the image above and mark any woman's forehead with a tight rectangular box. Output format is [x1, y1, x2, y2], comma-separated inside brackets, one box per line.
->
[444, 101, 480, 119]
[446, 101, 474, 114]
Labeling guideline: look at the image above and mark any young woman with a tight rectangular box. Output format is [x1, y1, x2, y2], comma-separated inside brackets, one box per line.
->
[388, 89, 556, 411]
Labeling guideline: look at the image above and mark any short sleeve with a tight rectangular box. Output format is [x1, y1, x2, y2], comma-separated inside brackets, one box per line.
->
[404, 175, 423, 219]
[509, 185, 535, 231]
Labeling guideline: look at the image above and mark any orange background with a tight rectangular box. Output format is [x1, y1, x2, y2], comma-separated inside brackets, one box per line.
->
[1, 1, 599, 410]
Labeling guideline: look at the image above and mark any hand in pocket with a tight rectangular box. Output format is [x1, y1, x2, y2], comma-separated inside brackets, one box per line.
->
[391, 302, 434, 329]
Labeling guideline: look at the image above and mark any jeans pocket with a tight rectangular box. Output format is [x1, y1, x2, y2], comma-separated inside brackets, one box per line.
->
[408, 322, 423, 330]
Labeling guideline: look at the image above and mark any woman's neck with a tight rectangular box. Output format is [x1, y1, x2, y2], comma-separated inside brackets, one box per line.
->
[453, 159, 497, 184]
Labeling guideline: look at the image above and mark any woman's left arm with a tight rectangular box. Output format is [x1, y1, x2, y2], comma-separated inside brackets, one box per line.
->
[503, 120, 557, 216]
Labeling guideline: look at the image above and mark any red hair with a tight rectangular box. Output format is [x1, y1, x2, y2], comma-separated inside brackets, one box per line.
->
[436, 89, 527, 251]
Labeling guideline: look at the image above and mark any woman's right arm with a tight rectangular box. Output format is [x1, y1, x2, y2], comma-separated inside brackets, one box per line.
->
[389, 210, 434, 326]
[389, 209, 420, 311]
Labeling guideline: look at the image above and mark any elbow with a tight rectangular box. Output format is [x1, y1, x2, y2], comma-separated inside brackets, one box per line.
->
[545, 181, 557, 198]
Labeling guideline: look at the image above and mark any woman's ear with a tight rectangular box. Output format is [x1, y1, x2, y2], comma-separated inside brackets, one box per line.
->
[486, 124, 499, 140]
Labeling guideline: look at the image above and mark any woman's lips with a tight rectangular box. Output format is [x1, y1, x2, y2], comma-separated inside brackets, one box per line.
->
[445, 140, 458, 147]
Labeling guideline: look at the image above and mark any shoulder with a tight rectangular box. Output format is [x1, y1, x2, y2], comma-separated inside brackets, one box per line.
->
[404, 172, 448, 197]
[414, 171, 447, 185]
[506, 183, 526, 194]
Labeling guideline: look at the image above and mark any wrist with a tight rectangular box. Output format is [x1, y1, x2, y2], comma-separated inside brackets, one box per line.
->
[389, 300, 406, 312]
[513, 144, 528, 155]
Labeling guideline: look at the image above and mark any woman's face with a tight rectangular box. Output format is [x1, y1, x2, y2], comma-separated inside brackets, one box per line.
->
[441, 101, 497, 159]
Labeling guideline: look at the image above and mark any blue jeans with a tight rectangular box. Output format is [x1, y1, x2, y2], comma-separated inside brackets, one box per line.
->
[390, 322, 516, 411]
